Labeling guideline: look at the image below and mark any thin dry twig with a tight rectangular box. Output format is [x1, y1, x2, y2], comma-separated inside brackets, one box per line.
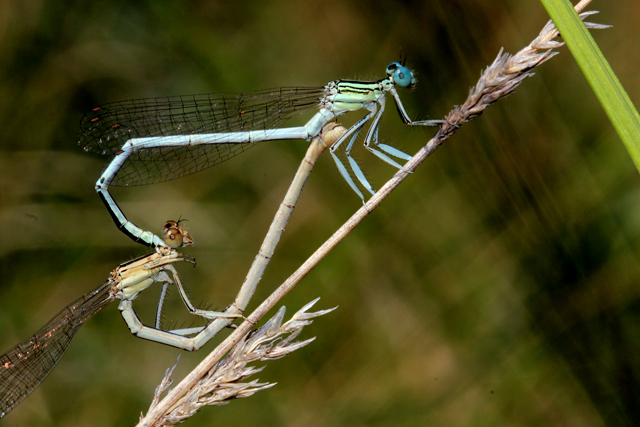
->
[137, 2, 609, 425]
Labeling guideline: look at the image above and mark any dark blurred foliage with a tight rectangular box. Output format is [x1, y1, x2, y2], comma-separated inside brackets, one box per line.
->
[1, 0, 639, 425]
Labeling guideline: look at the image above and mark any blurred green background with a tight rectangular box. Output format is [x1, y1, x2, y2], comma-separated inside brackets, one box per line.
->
[1, 0, 639, 425]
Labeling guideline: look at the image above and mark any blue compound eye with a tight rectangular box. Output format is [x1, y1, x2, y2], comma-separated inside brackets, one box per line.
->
[392, 64, 415, 88]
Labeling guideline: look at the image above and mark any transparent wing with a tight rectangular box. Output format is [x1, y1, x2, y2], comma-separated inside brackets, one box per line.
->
[0, 281, 114, 417]
[78, 87, 326, 186]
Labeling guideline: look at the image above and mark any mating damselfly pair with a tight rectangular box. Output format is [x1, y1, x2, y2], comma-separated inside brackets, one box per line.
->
[0, 61, 441, 418]
[79, 62, 443, 248]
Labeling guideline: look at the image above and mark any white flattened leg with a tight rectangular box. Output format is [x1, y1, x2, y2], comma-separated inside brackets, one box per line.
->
[344, 119, 376, 196]
[329, 111, 381, 199]
[329, 122, 368, 201]
[118, 300, 197, 351]
[362, 95, 414, 172]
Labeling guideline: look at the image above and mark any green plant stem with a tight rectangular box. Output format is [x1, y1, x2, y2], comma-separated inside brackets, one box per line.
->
[541, 0, 640, 171]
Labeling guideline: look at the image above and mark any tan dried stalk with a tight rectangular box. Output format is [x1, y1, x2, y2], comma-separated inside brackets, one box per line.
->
[137, 2, 609, 425]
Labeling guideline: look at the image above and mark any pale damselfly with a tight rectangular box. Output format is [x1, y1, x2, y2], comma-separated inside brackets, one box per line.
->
[79, 62, 443, 248]
[0, 221, 237, 418]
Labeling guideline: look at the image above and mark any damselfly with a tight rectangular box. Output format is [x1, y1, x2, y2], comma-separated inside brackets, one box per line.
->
[0, 221, 237, 418]
[79, 62, 443, 248]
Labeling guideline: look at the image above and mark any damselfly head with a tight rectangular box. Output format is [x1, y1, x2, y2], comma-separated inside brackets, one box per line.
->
[386, 62, 416, 89]
[163, 220, 193, 248]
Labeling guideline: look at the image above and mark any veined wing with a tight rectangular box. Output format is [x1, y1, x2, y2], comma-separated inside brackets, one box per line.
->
[0, 281, 114, 417]
[78, 87, 326, 187]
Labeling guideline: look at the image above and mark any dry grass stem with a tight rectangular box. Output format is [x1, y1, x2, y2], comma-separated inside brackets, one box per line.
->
[143, 299, 336, 426]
